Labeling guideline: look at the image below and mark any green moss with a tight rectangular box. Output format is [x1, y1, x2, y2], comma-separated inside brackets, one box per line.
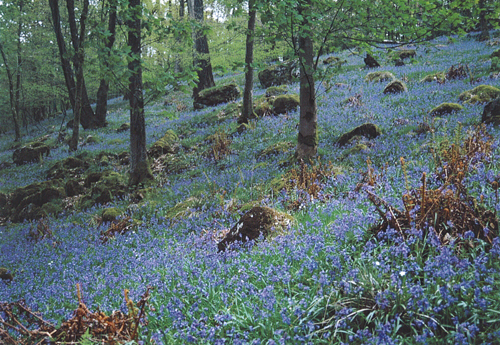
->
[39, 201, 63, 218]
[149, 130, 178, 158]
[102, 207, 122, 222]
[383, 79, 407, 94]
[108, 139, 125, 145]
[85, 135, 100, 144]
[343, 143, 369, 158]
[165, 196, 203, 220]
[429, 103, 464, 116]
[265, 85, 288, 97]
[273, 94, 300, 114]
[389, 49, 416, 61]
[458, 85, 500, 104]
[420, 72, 446, 83]
[491, 49, 500, 59]
[195, 83, 241, 109]
[365, 71, 395, 83]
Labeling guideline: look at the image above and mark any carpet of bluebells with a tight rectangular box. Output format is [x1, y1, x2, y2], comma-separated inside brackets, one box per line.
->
[2, 33, 500, 344]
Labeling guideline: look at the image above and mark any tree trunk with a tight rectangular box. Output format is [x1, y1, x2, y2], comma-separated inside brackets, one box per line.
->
[239, 0, 257, 128]
[0, 40, 21, 141]
[187, 0, 215, 101]
[127, 0, 153, 185]
[174, 0, 185, 74]
[14, 0, 23, 140]
[478, 0, 490, 41]
[69, 0, 89, 151]
[95, 0, 118, 127]
[66, 0, 97, 129]
[296, 0, 317, 161]
[49, 0, 77, 117]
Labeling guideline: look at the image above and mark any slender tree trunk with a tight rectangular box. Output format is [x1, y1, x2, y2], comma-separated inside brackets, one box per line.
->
[478, 0, 490, 41]
[296, 0, 317, 161]
[69, 0, 89, 151]
[127, 0, 153, 185]
[15, 0, 23, 140]
[66, 0, 97, 129]
[187, 0, 215, 101]
[95, 0, 118, 127]
[49, 0, 76, 115]
[239, 0, 257, 128]
[174, 0, 185, 74]
[0, 40, 21, 141]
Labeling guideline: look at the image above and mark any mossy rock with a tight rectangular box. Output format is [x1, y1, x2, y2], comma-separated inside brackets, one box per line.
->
[65, 179, 85, 197]
[108, 139, 125, 145]
[273, 94, 300, 114]
[258, 141, 294, 157]
[0, 193, 7, 208]
[365, 71, 395, 83]
[491, 49, 500, 59]
[490, 57, 500, 73]
[390, 49, 416, 61]
[99, 155, 109, 166]
[47, 156, 89, 180]
[482, 98, 500, 125]
[254, 97, 274, 117]
[383, 79, 407, 94]
[85, 135, 100, 144]
[265, 85, 288, 97]
[323, 56, 341, 65]
[102, 207, 123, 222]
[0, 267, 13, 282]
[217, 206, 294, 251]
[39, 201, 63, 218]
[337, 123, 382, 147]
[194, 83, 241, 109]
[117, 123, 130, 133]
[149, 130, 179, 158]
[420, 72, 446, 83]
[258, 62, 296, 88]
[458, 85, 500, 104]
[429, 103, 464, 116]
[91, 171, 127, 205]
[13, 143, 50, 165]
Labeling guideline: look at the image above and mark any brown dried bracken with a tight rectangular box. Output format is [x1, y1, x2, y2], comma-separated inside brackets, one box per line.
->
[366, 125, 497, 252]
[100, 216, 134, 244]
[0, 285, 151, 344]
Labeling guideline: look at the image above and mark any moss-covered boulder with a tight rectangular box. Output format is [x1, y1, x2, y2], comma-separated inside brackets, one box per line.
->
[337, 123, 382, 146]
[429, 103, 464, 116]
[0, 267, 13, 282]
[7, 180, 65, 222]
[102, 207, 122, 222]
[265, 85, 288, 97]
[90, 171, 127, 206]
[148, 130, 179, 159]
[13, 142, 50, 165]
[491, 49, 500, 59]
[459, 85, 500, 104]
[194, 83, 241, 110]
[365, 71, 395, 83]
[165, 196, 203, 220]
[482, 98, 500, 125]
[65, 179, 85, 197]
[117, 123, 130, 133]
[390, 49, 416, 61]
[0, 193, 7, 208]
[420, 72, 446, 83]
[258, 62, 296, 88]
[323, 56, 341, 65]
[273, 94, 300, 114]
[383, 79, 407, 94]
[254, 97, 274, 117]
[217, 206, 294, 251]
[47, 156, 89, 180]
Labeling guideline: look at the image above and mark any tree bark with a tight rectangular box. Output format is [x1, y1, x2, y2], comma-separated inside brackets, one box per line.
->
[95, 0, 118, 127]
[66, 0, 98, 129]
[127, 0, 153, 185]
[49, 0, 76, 115]
[187, 0, 215, 101]
[239, 0, 257, 127]
[478, 0, 490, 41]
[69, 0, 89, 151]
[296, 0, 318, 161]
[14, 0, 23, 140]
[174, 0, 185, 74]
[0, 40, 21, 141]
